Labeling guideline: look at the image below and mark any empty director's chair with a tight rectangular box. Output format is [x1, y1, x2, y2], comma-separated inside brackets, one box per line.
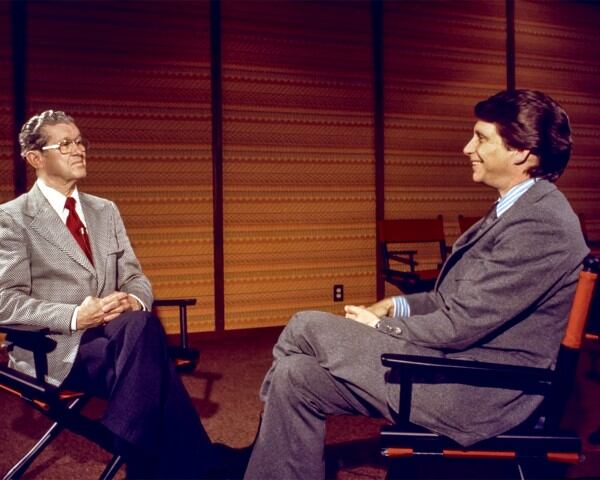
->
[0, 298, 197, 480]
[457, 214, 481, 234]
[380, 255, 599, 479]
[378, 216, 447, 294]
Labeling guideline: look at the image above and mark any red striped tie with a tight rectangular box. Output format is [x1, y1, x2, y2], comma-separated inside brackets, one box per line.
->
[64, 197, 94, 265]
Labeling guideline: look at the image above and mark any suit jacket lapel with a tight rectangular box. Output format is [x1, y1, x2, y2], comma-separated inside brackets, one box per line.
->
[436, 180, 556, 288]
[25, 185, 96, 275]
[453, 214, 499, 251]
[79, 193, 110, 294]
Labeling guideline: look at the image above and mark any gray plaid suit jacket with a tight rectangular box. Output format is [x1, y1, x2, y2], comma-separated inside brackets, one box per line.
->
[0, 184, 153, 386]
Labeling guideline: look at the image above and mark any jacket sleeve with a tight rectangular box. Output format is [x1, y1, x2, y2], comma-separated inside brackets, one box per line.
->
[403, 290, 437, 316]
[0, 209, 75, 334]
[109, 202, 154, 308]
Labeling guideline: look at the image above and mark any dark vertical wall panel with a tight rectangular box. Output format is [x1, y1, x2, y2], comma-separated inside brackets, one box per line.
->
[221, 0, 375, 329]
[210, 0, 225, 332]
[371, 0, 386, 300]
[0, 2, 14, 203]
[25, 0, 214, 333]
[382, 1, 506, 297]
[515, 0, 600, 241]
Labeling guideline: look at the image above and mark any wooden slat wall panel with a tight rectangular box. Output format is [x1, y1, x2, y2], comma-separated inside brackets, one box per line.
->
[382, 1, 506, 296]
[0, 2, 12, 204]
[515, 0, 600, 243]
[26, 1, 213, 333]
[221, 0, 374, 329]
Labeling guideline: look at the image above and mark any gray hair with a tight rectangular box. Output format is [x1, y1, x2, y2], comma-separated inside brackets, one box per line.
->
[19, 110, 75, 157]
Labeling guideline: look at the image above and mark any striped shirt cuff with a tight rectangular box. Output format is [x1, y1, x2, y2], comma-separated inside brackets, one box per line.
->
[391, 296, 410, 317]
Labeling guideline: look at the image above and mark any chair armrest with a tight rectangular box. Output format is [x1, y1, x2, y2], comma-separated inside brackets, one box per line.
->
[382, 353, 553, 425]
[389, 250, 418, 256]
[382, 353, 553, 385]
[388, 250, 418, 271]
[0, 323, 50, 334]
[383, 269, 420, 279]
[152, 298, 197, 308]
[0, 324, 54, 352]
[0, 324, 56, 382]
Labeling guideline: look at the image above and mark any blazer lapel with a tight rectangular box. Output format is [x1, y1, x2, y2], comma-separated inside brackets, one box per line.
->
[25, 185, 96, 275]
[79, 193, 110, 294]
[454, 214, 499, 251]
[436, 180, 556, 288]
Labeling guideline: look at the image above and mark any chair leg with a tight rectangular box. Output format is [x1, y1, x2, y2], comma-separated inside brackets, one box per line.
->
[3, 421, 124, 480]
[99, 454, 124, 480]
[2, 420, 65, 480]
[2, 396, 89, 480]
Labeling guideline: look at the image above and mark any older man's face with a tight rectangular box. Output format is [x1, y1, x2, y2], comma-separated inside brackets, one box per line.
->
[38, 122, 87, 190]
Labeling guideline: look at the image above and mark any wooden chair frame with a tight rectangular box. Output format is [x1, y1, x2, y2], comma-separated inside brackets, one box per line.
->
[378, 215, 447, 294]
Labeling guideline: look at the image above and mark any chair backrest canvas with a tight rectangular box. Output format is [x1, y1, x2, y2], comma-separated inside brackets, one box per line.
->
[542, 255, 599, 430]
[378, 215, 445, 244]
[457, 215, 481, 234]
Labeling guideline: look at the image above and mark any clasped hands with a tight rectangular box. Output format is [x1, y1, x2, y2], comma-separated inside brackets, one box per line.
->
[76, 292, 142, 330]
[344, 297, 394, 328]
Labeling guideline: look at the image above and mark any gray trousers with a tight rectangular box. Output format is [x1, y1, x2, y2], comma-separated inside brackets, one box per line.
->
[244, 310, 431, 480]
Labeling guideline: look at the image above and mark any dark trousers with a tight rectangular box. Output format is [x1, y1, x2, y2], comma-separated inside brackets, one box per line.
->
[64, 311, 214, 479]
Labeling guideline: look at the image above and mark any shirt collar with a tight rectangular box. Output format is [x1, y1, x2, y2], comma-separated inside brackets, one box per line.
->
[36, 178, 83, 221]
[495, 178, 537, 218]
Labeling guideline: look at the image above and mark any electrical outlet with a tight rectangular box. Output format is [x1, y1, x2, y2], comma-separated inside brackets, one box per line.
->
[333, 284, 344, 302]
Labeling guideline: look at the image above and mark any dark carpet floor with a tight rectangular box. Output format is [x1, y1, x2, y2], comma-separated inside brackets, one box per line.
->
[1, 328, 599, 479]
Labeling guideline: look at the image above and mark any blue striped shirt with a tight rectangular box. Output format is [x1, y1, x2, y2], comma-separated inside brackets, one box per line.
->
[391, 178, 537, 318]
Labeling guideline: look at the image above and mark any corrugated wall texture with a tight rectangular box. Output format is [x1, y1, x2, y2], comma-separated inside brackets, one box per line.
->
[221, 0, 375, 329]
[382, 1, 506, 297]
[2, 0, 600, 331]
[0, 2, 12, 204]
[25, 1, 214, 333]
[515, 0, 600, 241]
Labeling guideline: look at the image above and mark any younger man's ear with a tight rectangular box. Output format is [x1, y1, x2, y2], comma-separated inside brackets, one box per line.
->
[512, 149, 535, 166]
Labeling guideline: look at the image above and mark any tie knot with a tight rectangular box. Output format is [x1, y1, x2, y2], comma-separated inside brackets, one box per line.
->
[65, 197, 76, 212]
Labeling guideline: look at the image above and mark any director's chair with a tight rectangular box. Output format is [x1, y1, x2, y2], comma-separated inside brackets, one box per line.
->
[380, 255, 599, 479]
[0, 298, 198, 480]
[378, 216, 448, 294]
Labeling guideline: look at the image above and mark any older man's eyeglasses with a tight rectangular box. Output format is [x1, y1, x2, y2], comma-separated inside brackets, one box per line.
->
[41, 137, 89, 155]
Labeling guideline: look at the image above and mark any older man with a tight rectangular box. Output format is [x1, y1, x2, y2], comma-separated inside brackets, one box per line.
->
[0, 111, 221, 478]
[244, 90, 589, 479]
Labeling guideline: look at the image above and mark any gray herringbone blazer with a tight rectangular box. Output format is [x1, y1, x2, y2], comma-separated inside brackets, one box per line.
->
[0, 184, 153, 385]
[377, 180, 589, 446]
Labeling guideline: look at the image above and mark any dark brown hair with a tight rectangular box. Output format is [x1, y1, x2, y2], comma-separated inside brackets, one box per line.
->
[475, 90, 572, 182]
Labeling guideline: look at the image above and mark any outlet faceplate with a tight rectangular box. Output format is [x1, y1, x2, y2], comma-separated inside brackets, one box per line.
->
[333, 284, 344, 302]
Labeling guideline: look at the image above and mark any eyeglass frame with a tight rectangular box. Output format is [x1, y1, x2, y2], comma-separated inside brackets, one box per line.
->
[41, 137, 89, 155]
